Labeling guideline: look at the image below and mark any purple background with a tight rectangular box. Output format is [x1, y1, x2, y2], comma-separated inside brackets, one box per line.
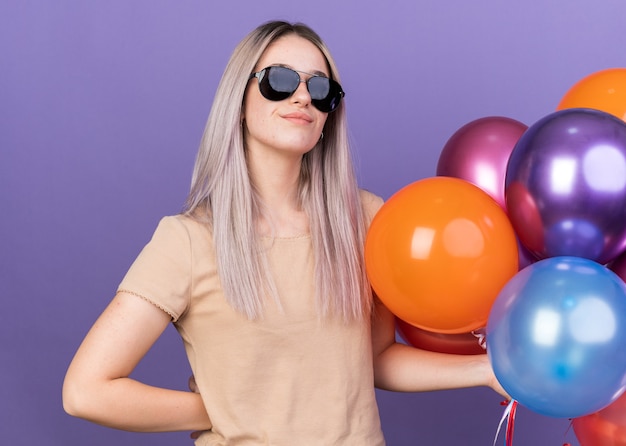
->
[2, 1, 625, 444]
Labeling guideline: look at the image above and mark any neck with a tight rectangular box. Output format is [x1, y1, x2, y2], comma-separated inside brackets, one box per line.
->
[246, 149, 309, 237]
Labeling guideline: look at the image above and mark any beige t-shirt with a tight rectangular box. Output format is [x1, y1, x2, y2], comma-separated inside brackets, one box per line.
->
[118, 190, 385, 446]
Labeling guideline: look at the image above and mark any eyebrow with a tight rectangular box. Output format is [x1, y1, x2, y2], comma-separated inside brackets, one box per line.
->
[275, 63, 328, 78]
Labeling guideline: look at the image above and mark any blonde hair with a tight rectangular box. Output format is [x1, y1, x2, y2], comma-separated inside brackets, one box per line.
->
[184, 21, 371, 321]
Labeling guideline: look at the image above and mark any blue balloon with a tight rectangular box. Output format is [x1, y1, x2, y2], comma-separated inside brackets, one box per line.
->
[487, 256, 626, 418]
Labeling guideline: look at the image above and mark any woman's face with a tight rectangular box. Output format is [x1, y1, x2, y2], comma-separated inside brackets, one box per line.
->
[243, 34, 330, 160]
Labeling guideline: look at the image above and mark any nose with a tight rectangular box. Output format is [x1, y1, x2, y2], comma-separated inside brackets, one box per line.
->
[291, 79, 311, 106]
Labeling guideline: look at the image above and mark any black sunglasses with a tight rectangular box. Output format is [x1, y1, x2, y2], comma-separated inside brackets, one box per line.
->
[249, 66, 345, 113]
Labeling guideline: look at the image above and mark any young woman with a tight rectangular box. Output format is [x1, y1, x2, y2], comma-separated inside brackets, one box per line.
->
[63, 20, 507, 445]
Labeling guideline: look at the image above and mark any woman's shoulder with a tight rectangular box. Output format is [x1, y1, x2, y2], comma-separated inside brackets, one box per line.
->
[155, 213, 212, 243]
[358, 189, 384, 223]
[358, 188, 383, 204]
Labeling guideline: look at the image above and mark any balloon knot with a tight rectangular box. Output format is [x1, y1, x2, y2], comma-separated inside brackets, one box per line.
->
[471, 327, 487, 350]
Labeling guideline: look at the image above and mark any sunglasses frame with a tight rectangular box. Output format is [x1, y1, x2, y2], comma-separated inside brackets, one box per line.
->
[249, 65, 345, 113]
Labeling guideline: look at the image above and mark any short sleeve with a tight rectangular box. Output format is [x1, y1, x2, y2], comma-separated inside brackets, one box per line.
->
[117, 216, 192, 321]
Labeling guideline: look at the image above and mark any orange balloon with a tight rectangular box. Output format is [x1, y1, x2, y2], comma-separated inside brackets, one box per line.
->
[557, 68, 626, 122]
[365, 177, 518, 334]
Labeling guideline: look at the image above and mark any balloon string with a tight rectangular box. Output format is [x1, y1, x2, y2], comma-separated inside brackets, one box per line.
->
[561, 418, 573, 446]
[493, 399, 518, 446]
[471, 327, 487, 350]
[505, 400, 518, 446]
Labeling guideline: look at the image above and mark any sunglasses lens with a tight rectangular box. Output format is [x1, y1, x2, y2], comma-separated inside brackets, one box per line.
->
[261, 67, 299, 101]
[307, 76, 331, 101]
[310, 78, 343, 113]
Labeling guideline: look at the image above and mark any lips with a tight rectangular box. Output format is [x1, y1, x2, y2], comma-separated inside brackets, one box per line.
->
[281, 111, 314, 123]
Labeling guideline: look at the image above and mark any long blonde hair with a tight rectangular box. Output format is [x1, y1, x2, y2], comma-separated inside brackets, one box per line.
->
[184, 21, 371, 321]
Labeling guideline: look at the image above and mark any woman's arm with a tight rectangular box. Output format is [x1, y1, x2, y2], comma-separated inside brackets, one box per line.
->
[62, 291, 212, 432]
[371, 297, 508, 398]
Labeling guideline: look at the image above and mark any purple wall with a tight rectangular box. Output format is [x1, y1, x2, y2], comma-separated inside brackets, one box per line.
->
[2, 1, 624, 444]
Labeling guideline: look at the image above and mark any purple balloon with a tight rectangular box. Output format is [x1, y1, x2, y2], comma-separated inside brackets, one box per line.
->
[608, 250, 626, 282]
[505, 108, 626, 264]
[517, 238, 538, 270]
[437, 116, 528, 209]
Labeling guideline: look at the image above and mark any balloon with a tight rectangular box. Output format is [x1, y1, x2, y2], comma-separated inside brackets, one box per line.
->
[487, 256, 626, 418]
[365, 176, 519, 334]
[517, 238, 538, 270]
[437, 116, 528, 209]
[396, 317, 486, 355]
[557, 68, 626, 122]
[574, 392, 626, 445]
[505, 108, 626, 264]
[608, 250, 626, 283]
